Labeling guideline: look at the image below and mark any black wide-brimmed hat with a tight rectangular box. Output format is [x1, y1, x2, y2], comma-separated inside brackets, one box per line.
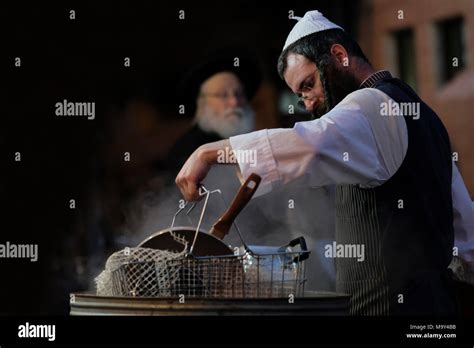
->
[177, 47, 263, 116]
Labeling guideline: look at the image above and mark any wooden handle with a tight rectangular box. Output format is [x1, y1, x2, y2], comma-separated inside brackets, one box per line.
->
[209, 173, 261, 239]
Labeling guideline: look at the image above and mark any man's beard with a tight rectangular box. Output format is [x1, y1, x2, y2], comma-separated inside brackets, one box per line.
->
[196, 104, 255, 138]
[311, 60, 361, 119]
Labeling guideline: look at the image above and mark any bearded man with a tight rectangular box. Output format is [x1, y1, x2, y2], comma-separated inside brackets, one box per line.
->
[165, 49, 261, 172]
[175, 11, 473, 315]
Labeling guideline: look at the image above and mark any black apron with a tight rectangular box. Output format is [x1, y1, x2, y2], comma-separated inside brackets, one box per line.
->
[335, 78, 457, 315]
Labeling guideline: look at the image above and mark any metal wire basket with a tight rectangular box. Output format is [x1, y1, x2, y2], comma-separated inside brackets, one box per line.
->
[96, 186, 310, 298]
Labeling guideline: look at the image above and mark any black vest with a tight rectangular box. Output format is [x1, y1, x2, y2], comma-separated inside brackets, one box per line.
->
[335, 78, 456, 315]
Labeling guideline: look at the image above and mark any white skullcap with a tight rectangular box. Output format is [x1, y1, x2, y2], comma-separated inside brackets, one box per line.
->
[283, 10, 344, 51]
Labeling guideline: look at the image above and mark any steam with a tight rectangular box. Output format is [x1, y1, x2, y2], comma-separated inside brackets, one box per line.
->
[98, 166, 337, 292]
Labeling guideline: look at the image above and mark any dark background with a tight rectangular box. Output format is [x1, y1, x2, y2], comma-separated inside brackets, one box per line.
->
[3, 1, 362, 315]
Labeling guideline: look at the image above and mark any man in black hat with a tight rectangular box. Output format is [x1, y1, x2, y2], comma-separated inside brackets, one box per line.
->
[165, 50, 261, 172]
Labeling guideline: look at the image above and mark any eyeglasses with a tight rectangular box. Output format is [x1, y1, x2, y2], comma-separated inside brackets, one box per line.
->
[296, 69, 320, 109]
[200, 90, 247, 101]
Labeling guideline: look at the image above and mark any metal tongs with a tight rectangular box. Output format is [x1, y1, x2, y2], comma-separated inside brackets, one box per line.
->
[170, 173, 261, 256]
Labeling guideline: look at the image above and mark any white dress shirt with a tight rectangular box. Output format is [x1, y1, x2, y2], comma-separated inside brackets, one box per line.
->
[230, 88, 474, 263]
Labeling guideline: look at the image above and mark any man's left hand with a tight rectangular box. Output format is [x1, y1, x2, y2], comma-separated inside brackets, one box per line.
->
[175, 139, 231, 201]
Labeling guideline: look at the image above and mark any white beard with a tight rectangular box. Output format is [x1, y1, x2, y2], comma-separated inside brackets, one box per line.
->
[196, 105, 255, 138]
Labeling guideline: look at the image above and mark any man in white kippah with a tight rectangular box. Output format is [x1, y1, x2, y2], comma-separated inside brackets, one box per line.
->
[175, 10, 474, 316]
[283, 10, 343, 50]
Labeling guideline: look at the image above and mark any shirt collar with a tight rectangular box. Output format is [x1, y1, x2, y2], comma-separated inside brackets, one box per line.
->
[359, 70, 392, 89]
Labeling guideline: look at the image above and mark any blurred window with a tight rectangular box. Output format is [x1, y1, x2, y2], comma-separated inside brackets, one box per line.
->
[393, 28, 417, 90]
[436, 16, 466, 84]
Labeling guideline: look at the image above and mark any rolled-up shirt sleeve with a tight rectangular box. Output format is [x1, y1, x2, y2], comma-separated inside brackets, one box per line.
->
[229, 129, 281, 196]
[229, 89, 398, 196]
